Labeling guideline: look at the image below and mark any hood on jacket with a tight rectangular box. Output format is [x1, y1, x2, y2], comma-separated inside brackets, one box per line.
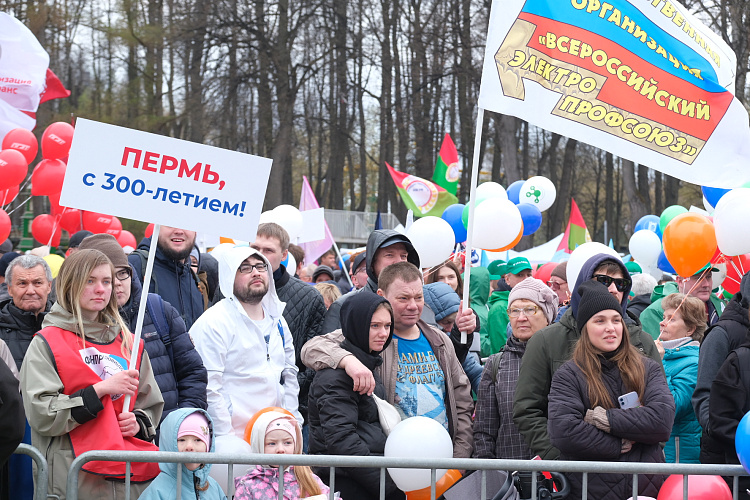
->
[650, 281, 679, 303]
[218, 246, 283, 318]
[466, 266, 490, 308]
[739, 270, 750, 308]
[158, 408, 215, 485]
[364, 230, 420, 283]
[119, 262, 143, 326]
[340, 290, 394, 353]
[423, 282, 460, 322]
[571, 253, 631, 318]
[42, 302, 121, 342]
[249, 410, 303, 458]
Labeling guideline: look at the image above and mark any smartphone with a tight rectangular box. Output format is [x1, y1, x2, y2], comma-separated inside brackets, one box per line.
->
[618, 391, 640, 409]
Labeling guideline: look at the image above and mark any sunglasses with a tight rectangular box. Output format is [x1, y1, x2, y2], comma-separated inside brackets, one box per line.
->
[592, 274, 631, 292]
[546, 280, 566, 290]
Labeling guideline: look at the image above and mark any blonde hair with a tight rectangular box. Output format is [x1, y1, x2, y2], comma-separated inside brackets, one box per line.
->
[55, 249, 132, 358]
[314, 282, 341, 306]
[294, 466, 322, 497]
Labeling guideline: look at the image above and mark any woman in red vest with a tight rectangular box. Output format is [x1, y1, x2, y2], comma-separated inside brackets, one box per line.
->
[19, 249, 164, 500]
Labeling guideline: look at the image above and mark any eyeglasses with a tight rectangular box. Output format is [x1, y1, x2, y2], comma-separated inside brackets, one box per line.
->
[115, 268, 132, 281]
[592, 274, 631, 292]
[238, 262, 268, 274]
[547, 280, 566, 290]
[508, 306, 540, 318]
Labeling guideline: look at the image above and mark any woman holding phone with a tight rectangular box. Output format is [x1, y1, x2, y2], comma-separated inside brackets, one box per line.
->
[547, 280, 674, 500]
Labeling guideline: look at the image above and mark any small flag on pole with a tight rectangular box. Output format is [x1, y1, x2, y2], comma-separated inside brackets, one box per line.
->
[386, 162, 457, 217]
[432, 133, 460, 195]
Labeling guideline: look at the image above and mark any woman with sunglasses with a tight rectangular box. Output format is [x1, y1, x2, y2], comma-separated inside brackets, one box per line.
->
[548, 280, 674, 499]
[79, 234, 207, 428]
[513, 254, 662, 461]
[474, 278, 558, 459]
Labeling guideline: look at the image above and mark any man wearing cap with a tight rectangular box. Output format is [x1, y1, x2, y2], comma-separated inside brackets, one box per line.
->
[312, 265, 335, 283]
[548, 262, 569, 306]
[485, 257, 533, 356]
[639, 264, 725, 339]
[66, 230, 93, 256]
[487, 260, 506, 293]
[349, 252, 367, 290]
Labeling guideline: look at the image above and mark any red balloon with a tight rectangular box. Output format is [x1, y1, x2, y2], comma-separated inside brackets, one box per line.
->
[533, 262, 557, 284]
[105, 216, 122, 239]
[657, 474, 731, 500]
[0, 149, 28, 190]
[117, 230, 137, 249]
[41, 122, 75, 160]
[31, 214, 62, 247]
[31, 159, 66, 196]
[0, 185, 20, 206]
[82, 211, 114, 234]
[59, 208, 83, 234]
[720, 254, 750, 295]
[0, 209, 10, 244]
[2, 128, 38, 164]
[145, 223, 154, 238]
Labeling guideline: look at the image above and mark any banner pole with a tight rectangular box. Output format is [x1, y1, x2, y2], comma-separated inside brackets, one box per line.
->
[122, 224, 160, 412]
[461, 107, 485, 344]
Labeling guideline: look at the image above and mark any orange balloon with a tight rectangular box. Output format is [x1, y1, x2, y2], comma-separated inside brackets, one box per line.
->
[220, 236, 235, 244]
[663, 212, 717, 277]
[406, 469, 462, 500]
[487, 223, 524, 252]
[243, 406, 295, 445]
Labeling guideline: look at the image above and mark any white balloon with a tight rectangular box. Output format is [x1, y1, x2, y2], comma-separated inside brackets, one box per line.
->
[714, 188, 750, 256]
[385, 417, 453, 492]
[269, 204, 305, 241]
[702, 196, 714, 213]
[406, 216, 455, 268]
[628, 230, 661, 268]
[519, 176, 557, 212]
[713, 262, 727, 290]
[472, 198, 522, 250]
[476, 181, 508, 202]
[566, 242, 621, 289]
[209, 435, 253, 494]
[259, 210, 274, 224]
[285, 253, 297, 276]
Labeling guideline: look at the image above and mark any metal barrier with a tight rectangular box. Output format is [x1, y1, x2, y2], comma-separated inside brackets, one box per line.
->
[65, 450, 749, 500]
[12, 443, 49, 500]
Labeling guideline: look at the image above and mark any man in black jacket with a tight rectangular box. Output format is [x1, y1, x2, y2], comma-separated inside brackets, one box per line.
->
[251, 223, 326, 439]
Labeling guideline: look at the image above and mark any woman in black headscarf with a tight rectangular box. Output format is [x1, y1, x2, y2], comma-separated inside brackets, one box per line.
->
[307, 291, 404, 500]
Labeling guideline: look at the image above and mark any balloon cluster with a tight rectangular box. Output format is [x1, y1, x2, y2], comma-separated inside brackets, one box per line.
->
[0, 124, 136, 250]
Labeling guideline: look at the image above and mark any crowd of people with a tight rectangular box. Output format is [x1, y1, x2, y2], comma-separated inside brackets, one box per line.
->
[0, 221, 748, 499]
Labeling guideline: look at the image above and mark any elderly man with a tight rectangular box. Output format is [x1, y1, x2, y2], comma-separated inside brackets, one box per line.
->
[190, 246, 301, 441]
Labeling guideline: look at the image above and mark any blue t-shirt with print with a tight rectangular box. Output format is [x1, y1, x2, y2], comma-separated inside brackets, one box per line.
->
[394, 330, 448, 430]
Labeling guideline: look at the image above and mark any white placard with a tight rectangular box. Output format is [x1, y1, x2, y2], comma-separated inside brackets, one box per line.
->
[298, 208, 325, 244]
[60, 118, 273, 241]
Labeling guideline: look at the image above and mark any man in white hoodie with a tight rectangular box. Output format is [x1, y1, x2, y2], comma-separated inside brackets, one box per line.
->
[190, 246, 301, 440]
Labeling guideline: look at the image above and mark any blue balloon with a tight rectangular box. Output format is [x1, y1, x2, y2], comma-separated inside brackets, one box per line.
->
[634, 214, 662, 239]
[442, 204, 467, 244]
[657, 249, 676, 274]
[517, 203, 542, 235]
[507, 180, 525, 205]
[702, 185, 731, 209]
[735, 411, 750, 474]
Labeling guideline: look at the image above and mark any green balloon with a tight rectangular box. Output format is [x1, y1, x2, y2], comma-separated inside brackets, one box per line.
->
[660, 205, 687, 234]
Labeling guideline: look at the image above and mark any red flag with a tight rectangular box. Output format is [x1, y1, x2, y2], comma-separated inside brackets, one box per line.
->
[40, 69, 71, 104]
[556, 198, 591, 254]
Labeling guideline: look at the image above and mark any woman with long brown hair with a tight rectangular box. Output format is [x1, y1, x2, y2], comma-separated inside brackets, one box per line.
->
[425, 260, 464, 296]
[20, 249, 164, 500]
[547, 280, 674, 500]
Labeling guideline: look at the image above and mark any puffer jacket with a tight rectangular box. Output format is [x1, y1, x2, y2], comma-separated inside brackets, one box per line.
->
[662, 338, 701, 463]
[273, 264, 326, 422]
[0, 298, 51, 371]
[119, 264, 207, 424]
[513, 253, 662, 460]
[129, 237, 204, 330]
[139, 408, 226, 500]
[467, 267, 491, 354]
[485, 290, 509, 357]
[548, 356, 674, 499]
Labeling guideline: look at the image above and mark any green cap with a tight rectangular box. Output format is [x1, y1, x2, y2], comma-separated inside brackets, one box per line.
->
[689, 263, 719, 277]
[624, 261, 642, 275]
[505, 256, 532, 276]
[487, 260, 506, 280]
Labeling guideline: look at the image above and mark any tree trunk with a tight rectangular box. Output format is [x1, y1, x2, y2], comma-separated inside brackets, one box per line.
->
[622, 159, 649, 235]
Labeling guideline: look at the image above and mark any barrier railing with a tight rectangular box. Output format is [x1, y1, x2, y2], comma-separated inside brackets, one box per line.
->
[12, 443, 49, 500]
[65, 450, 750, 500]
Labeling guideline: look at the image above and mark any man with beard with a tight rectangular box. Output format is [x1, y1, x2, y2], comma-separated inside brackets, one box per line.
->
[189, 246, 301, 439]
[129, 226, 205, 329]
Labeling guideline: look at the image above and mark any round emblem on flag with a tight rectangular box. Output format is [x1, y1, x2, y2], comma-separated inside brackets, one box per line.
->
[446, 162, 460, 182]
[403, 175, 439, 214]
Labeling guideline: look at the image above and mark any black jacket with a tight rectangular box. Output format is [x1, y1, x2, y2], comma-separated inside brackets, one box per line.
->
[0, 299, 51, 371]
[549, 356, 674, 499]
[627, 294, 651, 318]
[0, 358, 24, 467]
[308, 292, 400, 498]
[273, 265, 326, 421]
[129, 237, 204, 330]
[120, 264, 207, 424]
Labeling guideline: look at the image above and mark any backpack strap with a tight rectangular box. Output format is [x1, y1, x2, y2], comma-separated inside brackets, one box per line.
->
[277, 320, 285, 349]
[736, 346, 750, 414]
[490, 350, 504, 385]
[133, 249, 158, 295]
[145, 294, 176, 376]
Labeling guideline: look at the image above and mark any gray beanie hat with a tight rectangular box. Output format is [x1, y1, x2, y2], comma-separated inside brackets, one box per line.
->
[508, 277, 559, 325]
[78, 233, 129, 268]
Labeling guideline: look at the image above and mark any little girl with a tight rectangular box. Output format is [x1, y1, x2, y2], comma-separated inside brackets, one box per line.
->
[235, 411, 330, 500]
[140, 408, 227, 499]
